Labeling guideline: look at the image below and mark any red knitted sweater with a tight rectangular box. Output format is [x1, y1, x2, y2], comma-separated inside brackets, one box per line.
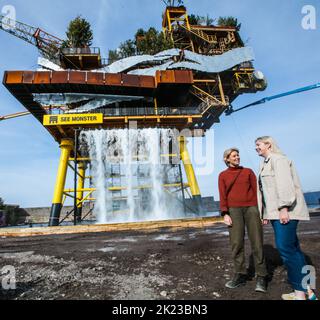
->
[218, 166, 258, 213]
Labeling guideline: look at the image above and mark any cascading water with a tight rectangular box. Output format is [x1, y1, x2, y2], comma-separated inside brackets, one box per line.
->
[80, 128, 183, 224]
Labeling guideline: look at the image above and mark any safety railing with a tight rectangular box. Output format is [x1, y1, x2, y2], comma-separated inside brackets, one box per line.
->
[61, 47, 101, 55]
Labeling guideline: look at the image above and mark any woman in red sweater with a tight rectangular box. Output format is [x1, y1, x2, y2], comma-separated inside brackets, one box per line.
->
[218, 147, 268, 293]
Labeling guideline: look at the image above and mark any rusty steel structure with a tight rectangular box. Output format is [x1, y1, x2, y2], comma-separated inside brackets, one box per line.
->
[1, 5, 267, 226]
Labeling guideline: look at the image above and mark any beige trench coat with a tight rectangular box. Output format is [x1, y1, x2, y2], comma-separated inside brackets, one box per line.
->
[257, 153, 310, 220]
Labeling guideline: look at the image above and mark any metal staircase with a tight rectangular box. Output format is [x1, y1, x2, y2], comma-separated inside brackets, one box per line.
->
[179, 24, 217, 44]
[191, 85, 229, 114]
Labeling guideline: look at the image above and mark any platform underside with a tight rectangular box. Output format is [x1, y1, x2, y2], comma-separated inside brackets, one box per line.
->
[3, 69, 234, 142]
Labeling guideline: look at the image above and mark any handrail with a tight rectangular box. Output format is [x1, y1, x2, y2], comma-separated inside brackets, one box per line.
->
[61, 47, 101, 55]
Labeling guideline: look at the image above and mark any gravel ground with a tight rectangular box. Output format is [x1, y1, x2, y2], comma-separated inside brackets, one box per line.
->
[0, 215, 319, 300]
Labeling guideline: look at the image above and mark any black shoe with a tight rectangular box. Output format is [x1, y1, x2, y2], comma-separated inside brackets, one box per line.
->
[255, 276, 267, 293]
[225, 274, 247, 289]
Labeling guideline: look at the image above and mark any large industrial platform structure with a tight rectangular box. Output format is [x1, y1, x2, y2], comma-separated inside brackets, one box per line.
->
[0, 5, 266, 226]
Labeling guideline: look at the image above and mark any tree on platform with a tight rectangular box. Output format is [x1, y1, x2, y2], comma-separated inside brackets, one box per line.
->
[62, 15, 93, 48]
[217, 16, 241, 30]
[108, 27, 174, 63]
[188, 14, 214, 26]
[161, 0, 184, 7]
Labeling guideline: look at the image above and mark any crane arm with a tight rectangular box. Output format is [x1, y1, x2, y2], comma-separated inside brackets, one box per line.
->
[225, 83, 320, 115]
[0, 14, 63, 60]
[0, 107, 65, 122]
[0, 111, 31, 121]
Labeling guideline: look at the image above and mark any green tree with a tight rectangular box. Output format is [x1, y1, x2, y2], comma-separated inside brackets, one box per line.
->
[0, 197, 4, 209]
[162, 0, 184, 7]
[217, 16, 241, 30]
[135, 28, 147, 54]
[118, 39, 137, 58]
[188, 14, 214, 26]
[188, 14, 200, 25]
[203, 14, 215, 26]
[63, 15, 93, 48]
[108, 27, 174, 62]
[108, 49, 121, 64]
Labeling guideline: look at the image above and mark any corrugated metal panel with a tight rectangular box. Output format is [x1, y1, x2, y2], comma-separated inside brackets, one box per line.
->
[139, 75, 155, 88]
[156, 70, 175, 83]
[100, 47, 255, 76]
[87, 72, 105, 85]
[174, 70, 193, 84]
[51, 71, 68, 84]
[23, 71, 34, 84]
[156, 70, 193, 84]
[4, 71, 24, 84]
[121, 74, 140, 87]
[33, 72, 51, 84]
[105, 73, 122, 86]
[69, 71, 86, 84]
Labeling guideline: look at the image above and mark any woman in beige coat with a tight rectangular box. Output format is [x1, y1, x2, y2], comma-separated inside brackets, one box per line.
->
[255, 136, 317, 300]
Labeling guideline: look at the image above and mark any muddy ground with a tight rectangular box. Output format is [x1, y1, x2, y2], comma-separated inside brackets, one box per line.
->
[0, 215, 319, 300]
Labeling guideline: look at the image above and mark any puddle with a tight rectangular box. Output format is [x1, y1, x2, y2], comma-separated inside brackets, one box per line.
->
[98, 247, 128, 253]
[103, 237, 138, 243]
[153, 235, 184, 241]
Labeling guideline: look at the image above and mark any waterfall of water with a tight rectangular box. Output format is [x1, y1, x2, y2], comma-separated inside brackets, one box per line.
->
[80, 128, 183, 224]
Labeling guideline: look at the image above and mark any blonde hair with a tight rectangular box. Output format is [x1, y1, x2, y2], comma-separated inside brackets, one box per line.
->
[223, 147, 239, 166]
[255, 136, 284, 155]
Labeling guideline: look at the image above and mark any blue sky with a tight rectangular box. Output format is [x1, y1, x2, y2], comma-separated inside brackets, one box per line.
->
[0, 0, 319, 207]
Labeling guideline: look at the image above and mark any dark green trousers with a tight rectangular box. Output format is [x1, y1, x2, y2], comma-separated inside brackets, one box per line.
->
[228, 206, 268, 277]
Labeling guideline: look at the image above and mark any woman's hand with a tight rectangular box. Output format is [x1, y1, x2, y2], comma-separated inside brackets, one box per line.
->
[262, 219, 269, 225]
[279, 207, 290, 224]
[223, 214, 233, 226]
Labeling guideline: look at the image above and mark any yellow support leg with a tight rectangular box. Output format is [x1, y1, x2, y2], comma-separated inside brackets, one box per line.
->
[179, 136, 204, 214]
[49, 139, 74, 226]
[76, 162, 87, 223]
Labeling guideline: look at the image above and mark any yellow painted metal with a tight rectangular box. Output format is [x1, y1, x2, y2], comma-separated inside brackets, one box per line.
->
[76, 190, 94, 206]
[232, 72, 254, 91]
[217, 74, 226, 105]
[43, 114, 104, 126]
[52, 139, 74, 204]
[70, 154, 178, 162]
[166, 9, 172, 32]
[178, 136, 201, 196]
[63, 193, 76, 199]
[69, 157, 91, 161]
[102, 114, 202, 121]
[64, 183, 190, 193]
[154, 98, 158, 115]
[77, 162, 86, 209]
[163, 6, 195, 52]
[193, 79, 217, 83]
[56, 125, 67, 136]
[185, 13, 191, 30]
